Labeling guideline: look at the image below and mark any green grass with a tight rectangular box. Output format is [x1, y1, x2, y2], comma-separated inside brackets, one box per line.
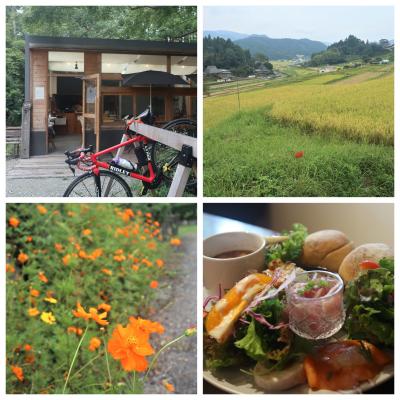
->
[178, 224, 197, 235]
[204, 109, 393, 197]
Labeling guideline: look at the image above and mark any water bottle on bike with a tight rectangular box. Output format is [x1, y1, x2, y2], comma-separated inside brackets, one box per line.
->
[111, 156, 137, 171]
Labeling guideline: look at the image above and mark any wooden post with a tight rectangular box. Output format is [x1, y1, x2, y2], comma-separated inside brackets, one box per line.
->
[20, 101, 32, 158]
[168, 164, 191, 196]
[131, 122, 197, 197]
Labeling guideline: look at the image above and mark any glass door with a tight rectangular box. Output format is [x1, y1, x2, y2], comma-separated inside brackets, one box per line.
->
[82, 74, 101, 150]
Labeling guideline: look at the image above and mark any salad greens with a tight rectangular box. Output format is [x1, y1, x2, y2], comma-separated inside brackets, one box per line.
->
[235, 299, 285, 362]
[266, 223, 307, 264]
[344, 260, 394, 347]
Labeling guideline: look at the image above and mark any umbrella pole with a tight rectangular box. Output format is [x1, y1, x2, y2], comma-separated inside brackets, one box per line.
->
[149, 84, 152, 112]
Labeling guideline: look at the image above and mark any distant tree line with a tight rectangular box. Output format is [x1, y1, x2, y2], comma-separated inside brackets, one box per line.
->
[309, 35, 393, 66]
[203, 36, 273, 77]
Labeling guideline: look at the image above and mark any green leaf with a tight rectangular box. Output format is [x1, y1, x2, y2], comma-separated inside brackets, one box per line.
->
[234, 320, 265, 361]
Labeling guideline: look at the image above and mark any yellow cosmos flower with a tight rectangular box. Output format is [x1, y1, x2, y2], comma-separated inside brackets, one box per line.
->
[44, 297, 57, 304]
[41, 311, 56, 325]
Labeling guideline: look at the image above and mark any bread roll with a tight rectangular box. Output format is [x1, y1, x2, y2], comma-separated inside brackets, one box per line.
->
[339, 243, 393, 283]
[300, 230, 354, 272]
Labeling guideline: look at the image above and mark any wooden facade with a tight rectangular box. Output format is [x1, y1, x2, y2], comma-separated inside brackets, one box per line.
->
[25, 35, 197, 156]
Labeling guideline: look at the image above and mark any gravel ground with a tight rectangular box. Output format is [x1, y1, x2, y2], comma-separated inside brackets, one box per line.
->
[7, 177, 76, 197]
[144, 232, 197, 394]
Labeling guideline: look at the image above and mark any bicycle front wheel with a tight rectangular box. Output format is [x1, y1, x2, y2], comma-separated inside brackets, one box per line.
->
[63, 170, 133, 197]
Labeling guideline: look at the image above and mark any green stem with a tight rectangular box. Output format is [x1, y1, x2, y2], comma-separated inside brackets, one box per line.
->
[143, 333, 186, 382]
[132, 370, 136, 393]
[69, 352, 103, 382]
[103, 331, 112, 386]
[62, 323, 89, 394]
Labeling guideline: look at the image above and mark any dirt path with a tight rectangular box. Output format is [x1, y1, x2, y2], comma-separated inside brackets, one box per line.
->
[144, 231, 197, 394]
[333, 71, 382, 85]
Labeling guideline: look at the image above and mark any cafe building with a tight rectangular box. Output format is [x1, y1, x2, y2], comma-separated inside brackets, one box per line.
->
[25, 35, 197, 155]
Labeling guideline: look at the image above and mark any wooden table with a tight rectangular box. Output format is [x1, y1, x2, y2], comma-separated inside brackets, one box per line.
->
[202, 213, 394, 395]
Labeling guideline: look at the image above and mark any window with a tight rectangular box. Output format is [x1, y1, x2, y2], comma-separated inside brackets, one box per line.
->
[137, 96, 165, 118]
[48, 52, 84, 72]
[102, 95, 133, 123]
[101, 53, 167, 74]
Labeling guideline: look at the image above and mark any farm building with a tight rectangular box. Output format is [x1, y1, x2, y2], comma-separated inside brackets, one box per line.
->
[23, 35, 197, 156]
[319, 65, 338, 73]
[204, 65, 232, 80]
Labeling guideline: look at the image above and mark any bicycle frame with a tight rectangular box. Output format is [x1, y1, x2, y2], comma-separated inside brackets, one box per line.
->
[90, 134, 156, 183]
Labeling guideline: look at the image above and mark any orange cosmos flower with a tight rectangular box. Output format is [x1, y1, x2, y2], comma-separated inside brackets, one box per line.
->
[28, 307, 40, 317]
[155, 259, 164, 268]
[17, 252, 29, 264]
[9, 216, 20, 228]
[62, 254, 71, 266]
[170, 238, 182, 246]
[36, 205, 48, 215]
[54, 243, 63, 252]
[89, 337, 102, 351]
[162, 379, 175, 393]
[98, 303, 111, 312]
[131, 264, 139, 272]
[67, 211, 76, 217]
[11, 365, 24, 381]
[30, 289, 40, 297]
[154, 221, 160, 227]
[6, 263, 15, 273]
[25, 353, 35, 364]
[67, 326, 77, 334]
[107, 317, 164, 372]
[67, 326, 83, 336]
[38, 272, 48, 283]
[113, 255, 126, 262]
[150, 280, 158, 289]
[89, 248, 103, 260]
[142, 258, 152, 267]
[82, 229, 92, 236]
[24, 344, 32, 351]
[145, 212, 152, 218]
[26, 236, 33, 242]
[147, 242, 156, 250]
[72, 302, 92, 320]
[89, 308, 109, 326]
[101, 268, 112, 276]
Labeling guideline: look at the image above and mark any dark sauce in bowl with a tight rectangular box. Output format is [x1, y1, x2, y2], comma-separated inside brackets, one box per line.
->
[213, 250, 252, 259]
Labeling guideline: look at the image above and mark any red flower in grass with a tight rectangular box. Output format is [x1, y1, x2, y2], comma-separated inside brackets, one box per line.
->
[294, 151, 304, 159]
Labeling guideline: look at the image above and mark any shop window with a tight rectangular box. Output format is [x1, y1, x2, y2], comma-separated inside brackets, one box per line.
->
[173, 96, 186, 119]
[102, 95, 133, 123]
[136, 96, 165, 119]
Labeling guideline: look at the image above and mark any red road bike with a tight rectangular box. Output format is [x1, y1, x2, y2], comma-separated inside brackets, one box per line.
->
[63, 108, 196, 197]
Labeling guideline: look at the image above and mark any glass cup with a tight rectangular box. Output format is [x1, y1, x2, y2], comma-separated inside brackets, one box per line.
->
[286, 270, 345, 340]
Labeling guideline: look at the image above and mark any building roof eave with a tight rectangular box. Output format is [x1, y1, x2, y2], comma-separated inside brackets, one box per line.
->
[25, 34, 197, 56]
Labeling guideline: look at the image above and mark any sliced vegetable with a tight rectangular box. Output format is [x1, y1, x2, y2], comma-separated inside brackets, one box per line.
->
[359, 260, 380, 270]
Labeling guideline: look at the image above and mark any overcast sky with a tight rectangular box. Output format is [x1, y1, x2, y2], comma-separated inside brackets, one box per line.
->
[204, 6, 394, 43]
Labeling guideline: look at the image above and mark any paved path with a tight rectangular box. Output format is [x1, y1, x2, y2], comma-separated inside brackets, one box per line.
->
[144, 232, 197, 394]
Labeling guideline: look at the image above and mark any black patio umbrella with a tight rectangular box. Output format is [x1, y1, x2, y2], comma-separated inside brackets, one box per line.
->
[122, 70, 189, 111]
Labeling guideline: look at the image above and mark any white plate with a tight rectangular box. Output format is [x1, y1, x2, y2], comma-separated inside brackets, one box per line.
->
[204, 363, 394, 394]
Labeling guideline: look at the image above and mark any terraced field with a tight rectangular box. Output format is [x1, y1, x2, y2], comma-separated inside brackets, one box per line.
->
[204, 65, 394, 197]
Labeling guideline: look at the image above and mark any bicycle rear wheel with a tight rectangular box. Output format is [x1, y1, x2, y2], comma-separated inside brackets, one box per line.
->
[151, 119, 197, 191]
[63, 170, 133, 197]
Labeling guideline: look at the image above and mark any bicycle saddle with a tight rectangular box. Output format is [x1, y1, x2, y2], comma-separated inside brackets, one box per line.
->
[136, 107, 155, 125]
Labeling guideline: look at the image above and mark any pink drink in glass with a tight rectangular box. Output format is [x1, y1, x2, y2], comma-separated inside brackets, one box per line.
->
[286, 271, 345, 340]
